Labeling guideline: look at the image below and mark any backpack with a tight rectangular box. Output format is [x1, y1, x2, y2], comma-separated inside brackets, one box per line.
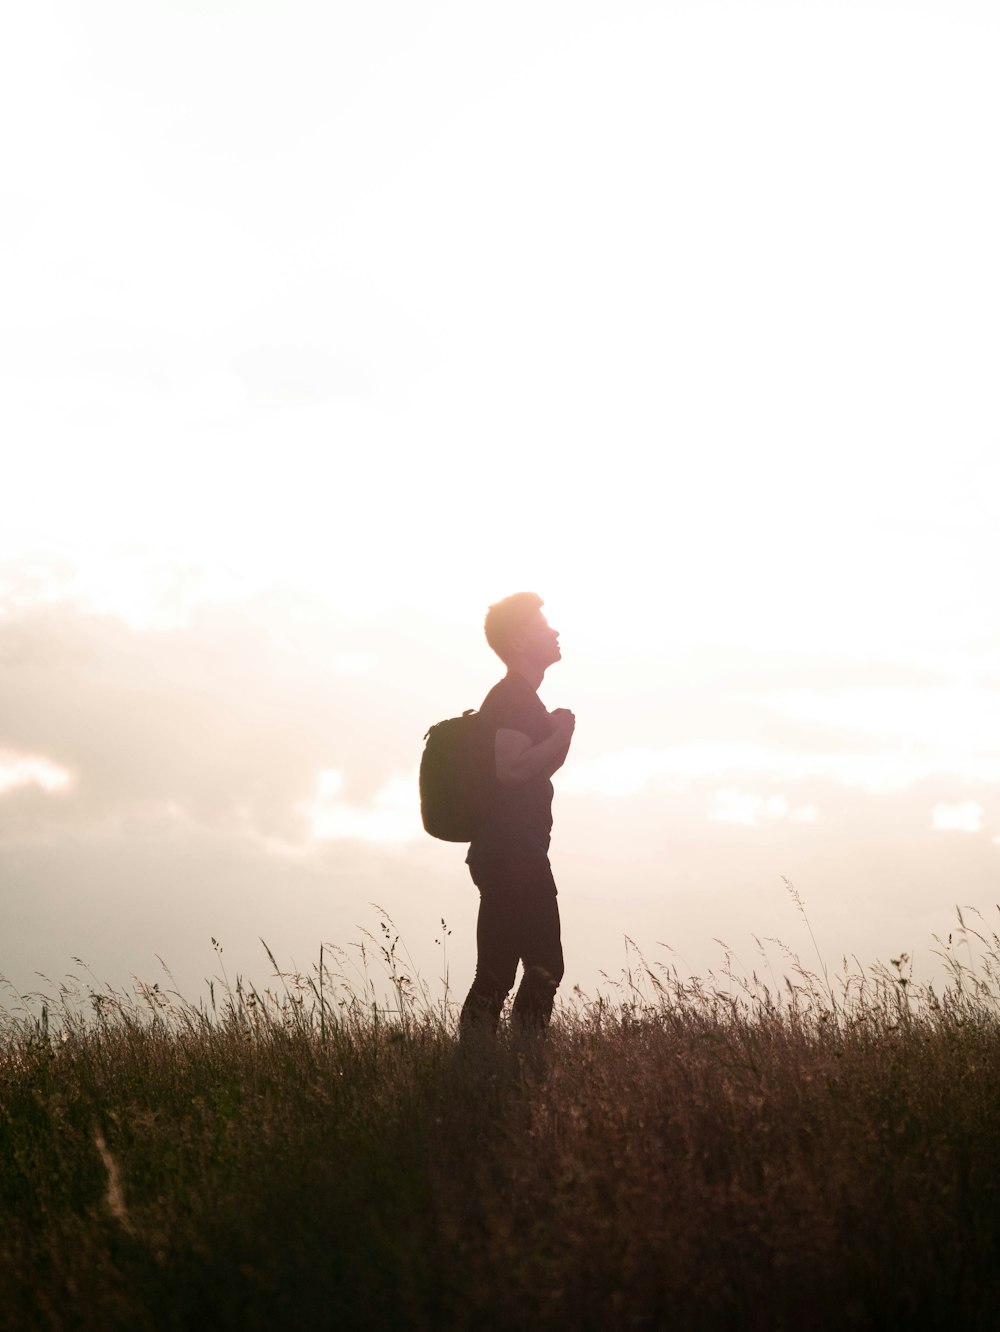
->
[419, 708, 494, 842]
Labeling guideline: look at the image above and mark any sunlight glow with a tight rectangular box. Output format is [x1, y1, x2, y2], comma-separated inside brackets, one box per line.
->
[5, 3, 997, 658]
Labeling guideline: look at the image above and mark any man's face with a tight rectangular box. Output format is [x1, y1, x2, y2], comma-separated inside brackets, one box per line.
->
[516, 608, 561, 667]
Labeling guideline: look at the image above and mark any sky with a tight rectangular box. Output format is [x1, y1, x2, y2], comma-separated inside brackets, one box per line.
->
[3, 0, 1000, 1014]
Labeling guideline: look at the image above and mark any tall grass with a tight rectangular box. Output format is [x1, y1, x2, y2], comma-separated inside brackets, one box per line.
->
[4, 899, 1000, 1330]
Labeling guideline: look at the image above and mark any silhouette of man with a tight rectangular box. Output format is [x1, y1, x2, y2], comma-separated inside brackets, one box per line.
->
[460, 592, 575, 1036]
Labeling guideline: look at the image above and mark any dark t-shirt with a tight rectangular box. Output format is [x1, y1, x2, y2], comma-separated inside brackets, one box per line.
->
[469, 672, 555, 857]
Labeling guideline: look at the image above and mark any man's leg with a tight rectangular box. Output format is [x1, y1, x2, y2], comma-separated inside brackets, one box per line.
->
[460, 864, 520, 1036]
[511, 860, 564, 1032]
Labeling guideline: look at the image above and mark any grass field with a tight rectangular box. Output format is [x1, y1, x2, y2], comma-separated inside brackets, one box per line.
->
[4, 899, 1000, 1331]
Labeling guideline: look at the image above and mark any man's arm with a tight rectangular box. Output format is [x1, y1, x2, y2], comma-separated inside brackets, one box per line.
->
[495, 709, 575, 787]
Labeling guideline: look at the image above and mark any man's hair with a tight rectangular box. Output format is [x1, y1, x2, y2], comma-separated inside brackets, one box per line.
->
[484, 591, 544, 663]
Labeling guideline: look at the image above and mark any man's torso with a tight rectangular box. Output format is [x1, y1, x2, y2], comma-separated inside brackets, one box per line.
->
[470, 673, 554, 857]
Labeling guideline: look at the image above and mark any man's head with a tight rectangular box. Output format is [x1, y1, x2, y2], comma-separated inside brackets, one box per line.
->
[484, 592, 561, 670]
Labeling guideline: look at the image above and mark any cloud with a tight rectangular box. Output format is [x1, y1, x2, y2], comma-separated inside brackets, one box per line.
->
[0, 750, 72, 795]
[6, 565, 1000, 1012]
[0, 586, 458, 849]
[301, 768, 422, 845]
[709, 790, 818, 829]
[931, 802, 984, 833]
[561, 739, 1000, 801]
[770, 686, 1000, 755]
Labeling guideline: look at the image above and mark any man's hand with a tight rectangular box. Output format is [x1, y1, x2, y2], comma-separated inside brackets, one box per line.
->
[550, 708, 576, 738]
[496, 711, 576, 786]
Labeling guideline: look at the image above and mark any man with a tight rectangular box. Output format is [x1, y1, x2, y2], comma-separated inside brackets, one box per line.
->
[460, 591, 575, 1036]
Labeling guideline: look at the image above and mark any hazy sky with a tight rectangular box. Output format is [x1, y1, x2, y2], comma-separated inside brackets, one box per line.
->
[3, 0, 1000, 1010]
